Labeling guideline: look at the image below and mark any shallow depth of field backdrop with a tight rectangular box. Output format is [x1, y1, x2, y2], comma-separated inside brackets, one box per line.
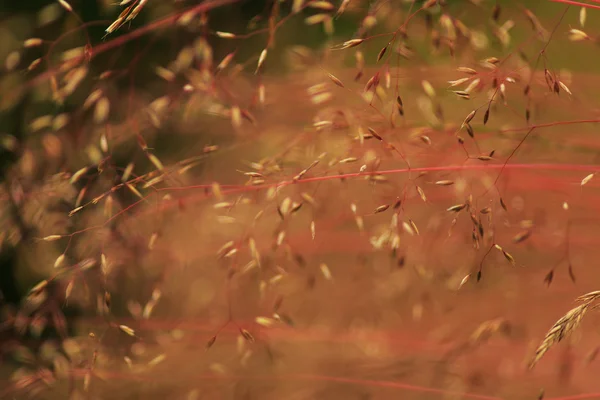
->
[3, 0, 600, 399]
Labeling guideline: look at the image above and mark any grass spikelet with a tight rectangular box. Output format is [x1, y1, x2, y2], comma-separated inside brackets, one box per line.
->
[529, 303, 590, 369]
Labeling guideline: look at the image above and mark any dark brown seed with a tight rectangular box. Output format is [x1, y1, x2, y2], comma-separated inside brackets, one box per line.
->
[526, 108, 530, 122]
[544, 270, 554, 286]
[435, 103, 444, 121]
[294, 253, 306, 267]
[489, 150, 495, 157]
[483, 109, 490, 125]
[377, 46, 388, 62]
[397, 103, 404, 116]
[278, 313, 294, 327]
[466, 123, 474, 138]
[368, 128, 383, 141]
[470, 213, 478, 226]
[464, 110, 476, 125]
[206, 335, 217, 350]
[492, 5, 501, 21]
[519, 50, 529, 62]
[524, 85, 530, 96]
[396, 95, 403, 107]
[457, 136, 465, 144]
[500, 197, 508, 211]
[240, 329, 255, 343]
[568, 263, 576, 283]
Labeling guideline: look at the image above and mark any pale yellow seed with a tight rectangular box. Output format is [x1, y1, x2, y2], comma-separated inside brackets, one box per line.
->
[24, 38, 43, 47]
[93, 97, 110, 124]
[147, 153, 164, 171]
[65, 280, 74, 299]
[58, 0, 73, 12]
[70, 166, 88, 184]
[292, 0, 304, 13]
[338, 39, 364, 50]
[568, 29, 590, 42]
[122, 162, 134, 182]
[402, 221, 415, 236]
[216, 31, 236, 39]
[148, 354, 166, 367]
[558, 81, 572, 95]
[119, 325, 135, 337]
[448, 77, 470, 87]
[212, 182, 223, 201]
[230, 105, 242, 129]
[422, 80, 436, 97]
[355, 216, 364, 231]
[305, 14, 330, 25]
[125, 183, 143, 199]
[213, 202, 233, 209]
[27, 58, 42, 71]
[258, 84, 265, 105]
[308, 1, 334, 10]
[155, 66, 175, 82]
[320, 263, 332, 280]
[581, 173, 595, 186]
[4, 51, 21, 71]
[54, 254, 65, 268]
[30, 280, 49, 294]
[256, 49, 267, 74]
[148, 233, 158, 250]
[255, 317, 276, 327]
[43, 235, 63, 242]
[417, 186, 427, 202]
[69, 206, 84, 217]
[100, 134, 108, 153]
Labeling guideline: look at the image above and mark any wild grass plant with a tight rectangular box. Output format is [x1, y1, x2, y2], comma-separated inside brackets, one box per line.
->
[3, 0, 600, 399]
